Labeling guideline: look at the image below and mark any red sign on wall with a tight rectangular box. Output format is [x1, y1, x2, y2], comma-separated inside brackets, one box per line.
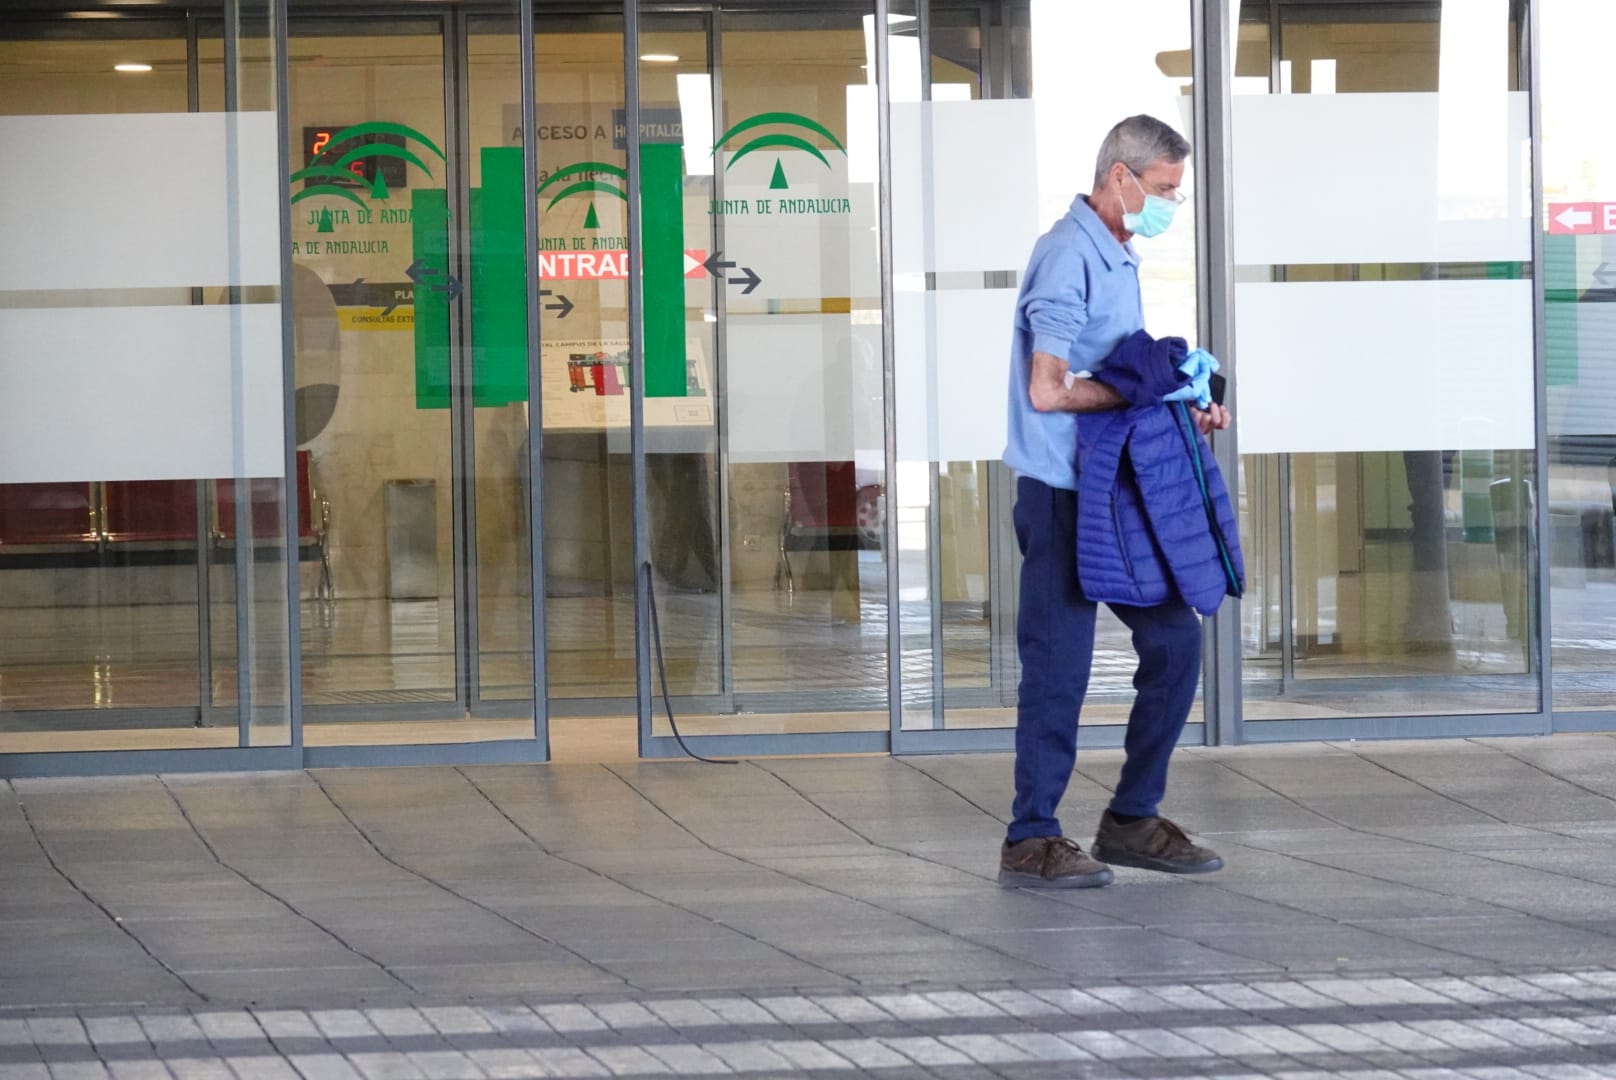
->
[1549, 203, 1616, 235]
[537, 249, 710, 280]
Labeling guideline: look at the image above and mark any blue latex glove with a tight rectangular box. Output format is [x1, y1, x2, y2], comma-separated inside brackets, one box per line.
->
[1162, 347, 1219, 408]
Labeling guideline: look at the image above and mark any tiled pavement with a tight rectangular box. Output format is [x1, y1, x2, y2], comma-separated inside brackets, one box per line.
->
[10, 736, 1616, 1076]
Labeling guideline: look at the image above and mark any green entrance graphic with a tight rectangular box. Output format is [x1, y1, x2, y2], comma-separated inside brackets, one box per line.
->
[537, 161, 628, 231]
[712, 111, 846, 190]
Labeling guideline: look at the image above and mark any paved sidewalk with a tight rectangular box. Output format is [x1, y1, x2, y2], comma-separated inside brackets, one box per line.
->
[7, 735, 1616, 1077]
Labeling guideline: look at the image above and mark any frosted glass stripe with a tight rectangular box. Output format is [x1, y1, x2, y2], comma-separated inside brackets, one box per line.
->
[1234, 280, 1533, 455]
[0, 112, 281, 292]
[1232, 92, 1530, 266]
[891, 99, 1041, 275]
[896, 287, 1016, 463]
[726, 314, 883, 464]
[0, 305, 285, 483]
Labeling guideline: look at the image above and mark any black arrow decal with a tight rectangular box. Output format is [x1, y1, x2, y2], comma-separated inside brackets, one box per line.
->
[431, 275, 462, 301]
[1596, 262, 1616, 288]
[703, 250, 736, 278]
[728, 266, 761, 295]
[404, 258, 438, 284]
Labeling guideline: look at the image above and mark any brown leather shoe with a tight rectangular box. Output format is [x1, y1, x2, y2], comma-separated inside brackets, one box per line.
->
[998, 836, 1114, 889]
[1092, 812, 1223, 874]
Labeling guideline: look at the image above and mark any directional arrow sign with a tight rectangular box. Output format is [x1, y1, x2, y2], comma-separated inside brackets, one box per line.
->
[431, 275, 462, 302]
[1595, 262, 1616, 289]
[702, 251, 736, 278]
[1547, 202, 1616, 235]
[404, 257, 437, 284]
[727, 266, 762, 295]
[539, 289, 574, 319]
[328, 279, 415, 316]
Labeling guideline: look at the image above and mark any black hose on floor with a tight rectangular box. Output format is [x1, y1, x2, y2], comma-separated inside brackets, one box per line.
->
[643, 561, 736, 764]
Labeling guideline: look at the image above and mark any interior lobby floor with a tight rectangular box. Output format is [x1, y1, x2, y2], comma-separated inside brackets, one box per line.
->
[8, 736, 1616, 1076]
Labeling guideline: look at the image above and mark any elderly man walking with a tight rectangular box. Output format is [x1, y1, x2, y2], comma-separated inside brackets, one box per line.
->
[999, 115, 1231, 889]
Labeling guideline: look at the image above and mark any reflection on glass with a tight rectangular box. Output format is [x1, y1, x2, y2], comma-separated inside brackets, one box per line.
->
[0, 20, 291, 752]
[894, 0, 1199, 734]
[1236, 0, 1538, 721]
[1541, 0, 1616, 713]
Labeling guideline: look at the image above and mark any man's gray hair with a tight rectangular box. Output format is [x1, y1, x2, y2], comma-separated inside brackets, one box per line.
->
[1092, 115, 1191, 190]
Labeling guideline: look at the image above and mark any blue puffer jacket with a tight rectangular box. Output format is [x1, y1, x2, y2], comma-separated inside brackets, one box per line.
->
[1077, 330, 1245, 616]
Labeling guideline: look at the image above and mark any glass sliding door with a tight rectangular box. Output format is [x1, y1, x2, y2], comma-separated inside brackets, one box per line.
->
[0, 10, 293, 755]
[628, 4, 893, 754]
[1232, 0, 1542, 730]
[284, 9, 539, 751]
[890, 0, 1204, 745]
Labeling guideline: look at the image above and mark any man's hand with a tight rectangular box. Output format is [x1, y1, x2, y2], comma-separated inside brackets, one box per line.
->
[1190, 403, 1232, 435]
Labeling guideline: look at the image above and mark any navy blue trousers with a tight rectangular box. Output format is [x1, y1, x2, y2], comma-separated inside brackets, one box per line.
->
[1008, 477, 1203, 843]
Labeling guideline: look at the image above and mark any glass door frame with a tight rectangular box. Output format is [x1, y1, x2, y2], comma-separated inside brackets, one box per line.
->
[0, 4, 305, 776]
[1224, 0, 1552, 747]
[292, 1, 551, 765]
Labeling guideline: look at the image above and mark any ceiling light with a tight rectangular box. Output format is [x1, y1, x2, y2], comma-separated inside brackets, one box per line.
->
[114, 62, 152, 73]
[640, 53, 680, 63]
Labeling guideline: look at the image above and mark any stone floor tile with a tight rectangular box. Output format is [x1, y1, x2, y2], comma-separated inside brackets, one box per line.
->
[766, 1039, 854, 1070]
[1518, 1015, 1615, 1047]
[753, 995, 838, 1026]
[28, 1019, 90, 1046]
[820, 1037, 911, 1068]
[417, 1010, 494, 1038]
[107, 1063, 173, 1080]
[879, 1035, 973, 1066]
[693, 997, 776, 1027]
[309, 1012, 376, 1041]
[285, 1054, 362, 1080]
[84, 1019, 147, 1048]
[1056, 1030, 1157, 1060]
[362, 1011, 434, 1040]
[221, 1056, 299, 1080]
[48, 1064, 111, 1080]
[584, 1002, 658, 1033]
[401, 1050, 486, 1080]
[639, 1043, 730, 1074]
[579, 1044, 670, 1076]
[163, 1059, 233, 1080]
[922, 991, 1008, 1019]
[344, 1052, 425, 1080]
[461, 1049, 543, 1079]
[806, 994, 893, 1024]
[997, 1031, 1096, 1062]
[643, 999, 724, 1030]
[249, 1013, 318, 1041]
[6, 1066, 51, 1080]
[532, 1006, 607, 1035]
[191, 1015, 263, 1046]
[700, 1039, 794, 1071]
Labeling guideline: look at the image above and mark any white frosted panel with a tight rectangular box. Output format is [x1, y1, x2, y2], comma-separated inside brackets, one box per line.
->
[0, 112, 281, 292]
[1232, 93, 1530, 265]
[891, 100, 1039, 275]
[715, 151, 878, 302]
[0, 305, 285, 483]
[1235, 280, 1533, 455]
[895, 289, 1016, 463]
[937, 290, 1015, 462]
[726, 315, 883, 464]
[894, 291, 929, 462]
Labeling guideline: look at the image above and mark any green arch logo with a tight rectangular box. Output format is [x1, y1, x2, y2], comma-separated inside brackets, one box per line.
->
[290, 121, 446, 211]
[537, 161, 628, 230]
[712, 111, 846, 190]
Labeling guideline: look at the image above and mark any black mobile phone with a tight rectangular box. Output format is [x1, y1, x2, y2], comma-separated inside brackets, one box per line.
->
[1209, 372, 1227, 407]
